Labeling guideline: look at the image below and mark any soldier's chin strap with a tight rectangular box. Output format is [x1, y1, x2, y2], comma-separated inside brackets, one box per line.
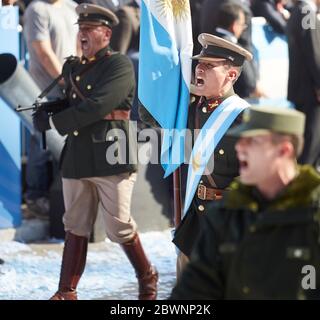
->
[68, 51, 118, 107]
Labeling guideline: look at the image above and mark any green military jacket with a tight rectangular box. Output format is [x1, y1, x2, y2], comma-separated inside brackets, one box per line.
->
[171, 165, 320, 299]
[52, 46, 137, 179]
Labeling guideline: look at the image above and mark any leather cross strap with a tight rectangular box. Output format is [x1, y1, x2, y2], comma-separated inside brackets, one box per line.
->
[69, 56, 131, 121]
[68, 54, 106, 101]
[69, 73, 86, 100]
[104, 109, 131, 120]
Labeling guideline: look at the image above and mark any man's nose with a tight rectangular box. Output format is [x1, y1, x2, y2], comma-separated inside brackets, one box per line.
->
[196, 66, 205, 74]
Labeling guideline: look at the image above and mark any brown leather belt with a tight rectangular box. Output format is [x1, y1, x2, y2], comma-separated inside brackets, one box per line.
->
[104, 110, 131, 120]
[197, 184, 223, 201]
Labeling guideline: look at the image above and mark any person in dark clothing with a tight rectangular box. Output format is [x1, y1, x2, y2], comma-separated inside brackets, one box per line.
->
[251, 0, 290, 34]
[215, 2, 248, 41]
[200, 0, 252, 49]
[110, 0, 140, 54]
[287, 0, 320, 167]
[110, 0, 140, 121]
[33, 3, 158, 300]
[200, 0, 264, 98]
[190, 0, 206, 56]
[171, 106, 320, 300]
[214, 2, 259, 98]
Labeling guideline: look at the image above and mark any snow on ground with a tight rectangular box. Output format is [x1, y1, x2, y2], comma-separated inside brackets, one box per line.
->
[0, 229, 176, 300]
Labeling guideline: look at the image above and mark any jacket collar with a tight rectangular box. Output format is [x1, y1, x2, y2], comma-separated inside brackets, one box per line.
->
[80, 46, 112, 64]
[226, 165, 320, 211]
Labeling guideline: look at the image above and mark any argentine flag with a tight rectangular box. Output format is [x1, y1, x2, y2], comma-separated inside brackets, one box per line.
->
[138, 0, 193, 177]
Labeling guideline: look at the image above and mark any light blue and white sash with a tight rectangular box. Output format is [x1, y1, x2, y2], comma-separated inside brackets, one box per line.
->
[183, 95, 250, 215]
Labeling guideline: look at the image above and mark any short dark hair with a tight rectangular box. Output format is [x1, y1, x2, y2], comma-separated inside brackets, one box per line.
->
[217, 3, 245, 30]
[223, 60, 243, 83]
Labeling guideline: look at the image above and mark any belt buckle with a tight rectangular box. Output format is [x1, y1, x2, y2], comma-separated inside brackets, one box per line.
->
[197, 184, 207, 200]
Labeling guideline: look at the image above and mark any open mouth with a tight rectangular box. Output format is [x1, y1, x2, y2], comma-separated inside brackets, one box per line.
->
[81, 38, 89, 49]
[239, 160, 248, 170]
[196, 77, 204, 86]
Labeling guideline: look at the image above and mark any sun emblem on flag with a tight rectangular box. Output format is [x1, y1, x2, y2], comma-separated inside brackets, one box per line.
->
[156, 0, 190, 20]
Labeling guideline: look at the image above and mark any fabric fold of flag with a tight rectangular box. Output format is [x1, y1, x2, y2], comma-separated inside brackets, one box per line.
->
[138, 0, 193, 177]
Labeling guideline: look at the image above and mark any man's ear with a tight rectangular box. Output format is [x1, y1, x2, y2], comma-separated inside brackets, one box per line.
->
[228, 69, 238, 82]
[105, 27, 112, 40]
[279, 141, 295, 158]
[230, 21, 237, 35]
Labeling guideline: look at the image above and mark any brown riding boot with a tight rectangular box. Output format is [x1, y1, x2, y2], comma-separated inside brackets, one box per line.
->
[50, 232, 88, 300]
[121, 233, 158, 300]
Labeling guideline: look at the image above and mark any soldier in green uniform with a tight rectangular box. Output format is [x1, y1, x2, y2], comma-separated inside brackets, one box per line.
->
[171, 106, 320, 299]
[32, 3, 158, 300]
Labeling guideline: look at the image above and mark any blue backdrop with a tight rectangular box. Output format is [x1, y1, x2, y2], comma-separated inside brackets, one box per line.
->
[0, 6, 21, 228]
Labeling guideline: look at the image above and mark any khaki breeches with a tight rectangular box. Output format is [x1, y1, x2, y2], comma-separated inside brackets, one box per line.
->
[62, 173, 137, 243]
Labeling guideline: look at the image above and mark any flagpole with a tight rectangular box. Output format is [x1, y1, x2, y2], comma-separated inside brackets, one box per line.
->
[173, 167, 182, 228]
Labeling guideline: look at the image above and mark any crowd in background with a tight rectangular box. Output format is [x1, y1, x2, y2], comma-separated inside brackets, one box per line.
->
[1, 0, 320, 300]
[1, 0, 318, 211]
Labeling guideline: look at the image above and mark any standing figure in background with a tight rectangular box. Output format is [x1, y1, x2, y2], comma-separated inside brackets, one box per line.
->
[251, 0, 290, 34]
[213, 2, 259, 98]
[200, 0, 264, 98]
[23, 0, 79, 218]
[110, 0, 140, 55]
[287, 0, 320, 169]
[110, 0, 140, 122]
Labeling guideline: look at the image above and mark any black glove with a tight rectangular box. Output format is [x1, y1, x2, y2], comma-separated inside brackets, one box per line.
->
[32, 109, 50, 132]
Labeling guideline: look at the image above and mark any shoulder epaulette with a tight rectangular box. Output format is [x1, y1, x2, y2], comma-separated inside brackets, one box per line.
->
[65, 55, 80, 64]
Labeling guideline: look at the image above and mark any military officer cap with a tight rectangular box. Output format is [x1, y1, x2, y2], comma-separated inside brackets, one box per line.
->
[192, 33, 253, 66]
[227, 106, 306, 137]
[76, 3, 119, 28]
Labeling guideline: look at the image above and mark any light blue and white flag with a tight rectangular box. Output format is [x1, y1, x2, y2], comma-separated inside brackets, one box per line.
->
[138, 0, 193, 177]
[183, 96, 250, 215]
